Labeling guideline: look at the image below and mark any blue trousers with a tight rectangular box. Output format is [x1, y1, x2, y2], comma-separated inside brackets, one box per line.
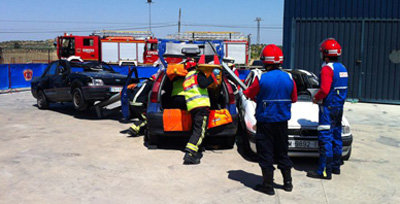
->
[317, 105, 343, 175]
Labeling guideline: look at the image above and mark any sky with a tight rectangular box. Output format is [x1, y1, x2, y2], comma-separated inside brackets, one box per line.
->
[0, 0, 284, 45]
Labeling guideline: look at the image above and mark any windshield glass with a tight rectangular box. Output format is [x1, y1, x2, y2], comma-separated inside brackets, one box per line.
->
[69, 62, 115, 73]
[290, 70, 320, 101]
[84, 62, 115, 72]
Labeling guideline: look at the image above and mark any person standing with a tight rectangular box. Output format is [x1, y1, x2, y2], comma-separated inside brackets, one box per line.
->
[244, 44, 297, 195]
[307, 38, 348, 179]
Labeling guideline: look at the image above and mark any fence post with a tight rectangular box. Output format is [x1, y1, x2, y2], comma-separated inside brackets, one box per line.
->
[8, 64, 11, 89]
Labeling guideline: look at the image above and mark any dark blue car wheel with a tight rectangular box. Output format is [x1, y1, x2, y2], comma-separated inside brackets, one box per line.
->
[37, 90, 49, 109]
[72, 88, 88, 111]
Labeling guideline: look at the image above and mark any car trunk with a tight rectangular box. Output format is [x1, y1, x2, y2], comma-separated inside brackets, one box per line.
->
[146, 73, 238, 137]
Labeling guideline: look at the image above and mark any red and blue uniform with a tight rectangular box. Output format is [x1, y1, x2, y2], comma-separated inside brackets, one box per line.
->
[314, 62, 348, 176]
[244, 68, 297, 171]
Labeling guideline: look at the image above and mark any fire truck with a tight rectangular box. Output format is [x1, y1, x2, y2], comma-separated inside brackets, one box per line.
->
[56, 31, 159, 64]
[166, 31, 250, 65]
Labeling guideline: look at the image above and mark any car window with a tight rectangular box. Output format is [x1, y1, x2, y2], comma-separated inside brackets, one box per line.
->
[45, 63, 58, 76]
[306, 74, 320, 88]
[251, 60, 264, 66]
[70, 67, 84, 72]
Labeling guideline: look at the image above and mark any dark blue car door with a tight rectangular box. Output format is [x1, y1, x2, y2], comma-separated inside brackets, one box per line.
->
[51, 61, 71, 101]
[42, 62, 58, 101]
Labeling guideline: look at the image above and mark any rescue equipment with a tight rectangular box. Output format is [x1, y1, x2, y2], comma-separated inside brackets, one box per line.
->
[163, 109, 192, 132]
[166, 64, 188, 80]
[162, 108, 233, 131]
[207, 109, 233, 129]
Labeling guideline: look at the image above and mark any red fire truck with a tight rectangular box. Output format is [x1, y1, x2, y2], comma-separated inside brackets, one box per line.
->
[56, 31, 159, 64]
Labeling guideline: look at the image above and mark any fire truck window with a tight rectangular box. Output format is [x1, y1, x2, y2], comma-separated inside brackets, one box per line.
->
[62, 39, 69, 48]
[151, 43, 157, 51]
[83, 38, 94, 46]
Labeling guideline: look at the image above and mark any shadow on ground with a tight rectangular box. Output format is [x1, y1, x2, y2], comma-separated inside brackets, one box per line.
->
[227, 170, 286, 190]
[33, 103, 122, 121]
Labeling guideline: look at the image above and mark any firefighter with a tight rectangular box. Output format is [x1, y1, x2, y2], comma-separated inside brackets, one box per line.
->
[182, 56, 219, 165]
[127, 76, 156, 137]
[307, 38, 348, 179]
[167, 58, 197, 110]
[243, 44, 297, 195]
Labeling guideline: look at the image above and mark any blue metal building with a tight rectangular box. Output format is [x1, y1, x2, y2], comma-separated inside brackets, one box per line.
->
[283, 0, 400, 104]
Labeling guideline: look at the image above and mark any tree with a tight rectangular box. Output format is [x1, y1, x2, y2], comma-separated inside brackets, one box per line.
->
[13, 42, 21, 49]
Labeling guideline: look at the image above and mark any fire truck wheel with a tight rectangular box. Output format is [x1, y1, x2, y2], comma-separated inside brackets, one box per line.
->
[72, 88, 88, 111]
[37, 90, 49, 109]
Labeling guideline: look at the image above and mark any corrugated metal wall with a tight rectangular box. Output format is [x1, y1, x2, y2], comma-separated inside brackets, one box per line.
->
[283, 0, 400, 104]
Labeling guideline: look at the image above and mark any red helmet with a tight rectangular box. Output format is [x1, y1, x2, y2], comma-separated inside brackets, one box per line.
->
[320, 38, 342, 57]
[260, 44, 283, 64]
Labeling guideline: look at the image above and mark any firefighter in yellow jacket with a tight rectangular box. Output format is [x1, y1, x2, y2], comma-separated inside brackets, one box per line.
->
[182, 61, 220, 165]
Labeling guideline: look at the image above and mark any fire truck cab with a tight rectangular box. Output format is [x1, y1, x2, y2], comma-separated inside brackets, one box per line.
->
[143, 38, 158, 64]
[57, 34, 100, 61]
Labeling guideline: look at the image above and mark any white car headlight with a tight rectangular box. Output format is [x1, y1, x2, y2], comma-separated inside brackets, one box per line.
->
[342, 125, 351, 135]
[88, 78, 104, 86]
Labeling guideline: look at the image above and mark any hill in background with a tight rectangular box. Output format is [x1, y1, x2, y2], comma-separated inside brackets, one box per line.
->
[0, 39, 55, 50]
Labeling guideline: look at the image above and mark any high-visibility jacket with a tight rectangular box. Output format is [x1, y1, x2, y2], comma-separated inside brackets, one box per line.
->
[172, 78, 185, 96]
[183, 70, 210, 111]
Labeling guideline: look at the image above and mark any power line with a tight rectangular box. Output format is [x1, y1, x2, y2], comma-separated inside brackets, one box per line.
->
[182, 23, 280, 29]
[0, 19, 174, 26]
[0, 24, 177, 34]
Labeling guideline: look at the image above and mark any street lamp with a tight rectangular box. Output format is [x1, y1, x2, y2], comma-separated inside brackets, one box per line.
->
[147, 0, 153, 33]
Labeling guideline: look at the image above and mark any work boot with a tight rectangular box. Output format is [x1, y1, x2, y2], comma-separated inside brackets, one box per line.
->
[281, 169, 293, 192]
[306, 171, 332, 180]
[332, 168, 341, 175]
[254, 169, 275, 195]
[183, 151, 203, 165]
[127, 127, 138, 137]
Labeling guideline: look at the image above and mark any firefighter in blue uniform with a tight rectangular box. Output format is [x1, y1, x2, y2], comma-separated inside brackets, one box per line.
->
[244, 44, 297, 195]
[307, 38, 348, 179]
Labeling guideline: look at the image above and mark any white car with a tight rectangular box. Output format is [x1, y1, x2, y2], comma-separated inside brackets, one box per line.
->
[237, 68, 353, 160]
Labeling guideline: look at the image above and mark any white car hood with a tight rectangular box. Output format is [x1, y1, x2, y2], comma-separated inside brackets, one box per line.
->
[289, 101, 319, 129]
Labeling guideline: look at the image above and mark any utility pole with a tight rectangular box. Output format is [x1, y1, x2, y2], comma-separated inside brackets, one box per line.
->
[255, 17, 262, 44]
[147, 0, 153, 33]
[178, 8, 181, 33]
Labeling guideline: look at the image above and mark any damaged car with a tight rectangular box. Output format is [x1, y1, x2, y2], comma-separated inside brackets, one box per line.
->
[31, 60, 131, 111]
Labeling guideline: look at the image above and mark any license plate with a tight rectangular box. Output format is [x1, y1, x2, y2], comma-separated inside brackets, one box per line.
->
[288, 140, 318, 149]
[110, 87, 122, 93]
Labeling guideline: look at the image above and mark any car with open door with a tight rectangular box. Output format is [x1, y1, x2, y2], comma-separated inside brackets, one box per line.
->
[31, 60, 131, 111]
[237, 68, 353, 160]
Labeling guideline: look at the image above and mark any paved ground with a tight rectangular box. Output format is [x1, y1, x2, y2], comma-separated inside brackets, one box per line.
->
[0, 91, 399, 203]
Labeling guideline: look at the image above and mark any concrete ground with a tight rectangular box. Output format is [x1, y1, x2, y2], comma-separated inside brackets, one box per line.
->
[0, 91, 399, 204]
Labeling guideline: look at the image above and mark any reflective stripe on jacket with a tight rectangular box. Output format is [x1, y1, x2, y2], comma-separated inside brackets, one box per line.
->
[183, 70, 210, 111]
[321, 62, 348, 107]
[256, 69, 294, 122]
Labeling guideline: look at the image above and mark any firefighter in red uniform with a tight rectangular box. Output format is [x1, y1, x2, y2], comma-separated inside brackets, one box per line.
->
[244, 44, 297, 195]
[307, 38, 348, 179]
